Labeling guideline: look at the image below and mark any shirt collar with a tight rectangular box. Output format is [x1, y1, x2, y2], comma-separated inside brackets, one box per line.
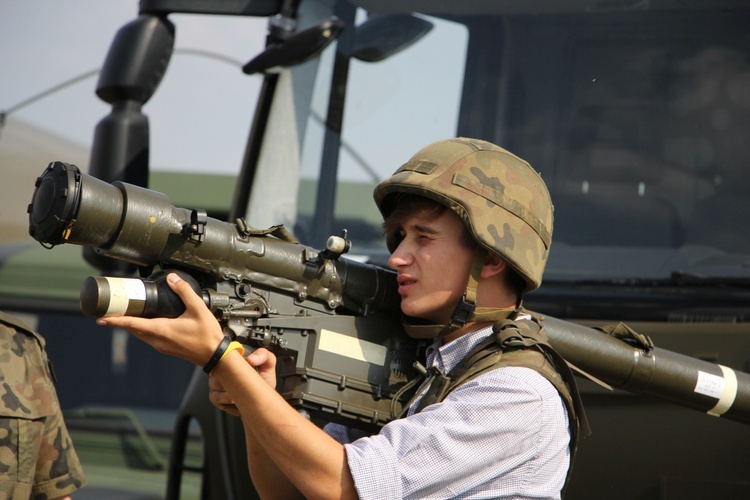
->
[425, 324, 494, 374]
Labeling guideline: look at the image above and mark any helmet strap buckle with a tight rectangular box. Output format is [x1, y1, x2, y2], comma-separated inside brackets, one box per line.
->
[446, 248, 486, 329]
[448, 295, 476, 328]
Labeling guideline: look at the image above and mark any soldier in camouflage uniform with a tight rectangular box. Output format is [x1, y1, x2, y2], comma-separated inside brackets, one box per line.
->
[0, 312, 86, 499]
[99, 138, 582, 499]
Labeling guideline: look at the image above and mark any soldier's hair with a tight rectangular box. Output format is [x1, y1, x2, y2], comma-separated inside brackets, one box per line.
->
[382, 193, 525, 301]
[382, 193, 473, 250]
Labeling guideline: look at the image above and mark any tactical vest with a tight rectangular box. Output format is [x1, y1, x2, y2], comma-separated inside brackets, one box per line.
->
[394, 310, 591, 496]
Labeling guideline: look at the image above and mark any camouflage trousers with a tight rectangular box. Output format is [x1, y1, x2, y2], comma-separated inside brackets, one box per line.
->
[0, 312, 86, 498]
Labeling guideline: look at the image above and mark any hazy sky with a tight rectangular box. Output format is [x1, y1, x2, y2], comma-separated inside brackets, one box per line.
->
[1, 1, 467, 242]
[1, 0, 267, 174]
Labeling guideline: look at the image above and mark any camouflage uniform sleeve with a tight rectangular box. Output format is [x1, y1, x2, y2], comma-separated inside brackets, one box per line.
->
[0, 312, 87, 498]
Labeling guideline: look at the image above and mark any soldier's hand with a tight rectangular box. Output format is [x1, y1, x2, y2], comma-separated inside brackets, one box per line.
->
[208, 348, 277, 415]
[96, 273, 223, 367]
[208, 376, 241, 416]
[246, 348, 277, 388]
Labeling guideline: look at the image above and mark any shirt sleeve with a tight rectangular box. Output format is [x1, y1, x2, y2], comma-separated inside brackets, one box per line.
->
[323, 422, 370, 444]
[341, 367, 570, 500]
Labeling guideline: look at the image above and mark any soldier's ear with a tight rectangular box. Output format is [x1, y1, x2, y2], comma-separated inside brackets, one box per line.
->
[480, 252, 506, 279]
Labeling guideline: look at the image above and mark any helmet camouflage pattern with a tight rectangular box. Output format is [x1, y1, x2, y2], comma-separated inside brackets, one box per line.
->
[374, 137, 553, 292]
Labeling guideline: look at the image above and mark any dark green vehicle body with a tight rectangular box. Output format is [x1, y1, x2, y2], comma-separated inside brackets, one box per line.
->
[2, 0, 750, 498]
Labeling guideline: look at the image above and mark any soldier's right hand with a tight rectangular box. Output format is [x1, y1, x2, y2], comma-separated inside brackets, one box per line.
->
[208, 347, 277, 415]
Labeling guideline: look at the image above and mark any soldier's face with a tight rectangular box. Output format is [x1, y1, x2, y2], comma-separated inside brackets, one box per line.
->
[388, 209, 474, 325]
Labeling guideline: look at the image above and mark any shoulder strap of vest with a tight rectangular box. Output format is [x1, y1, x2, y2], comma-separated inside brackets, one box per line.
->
[497, 313, 589, 497]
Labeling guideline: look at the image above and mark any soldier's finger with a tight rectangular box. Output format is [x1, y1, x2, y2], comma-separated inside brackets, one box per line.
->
[166, 273, 205, 310]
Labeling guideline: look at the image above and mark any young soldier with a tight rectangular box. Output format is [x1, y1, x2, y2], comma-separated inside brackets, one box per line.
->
[98, 138, 585, 499]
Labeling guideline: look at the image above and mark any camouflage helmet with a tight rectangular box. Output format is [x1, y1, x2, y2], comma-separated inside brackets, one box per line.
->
[373, 137, 553, 292]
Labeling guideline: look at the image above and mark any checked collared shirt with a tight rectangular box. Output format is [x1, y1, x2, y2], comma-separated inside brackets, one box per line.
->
[324, 325, 570, 499]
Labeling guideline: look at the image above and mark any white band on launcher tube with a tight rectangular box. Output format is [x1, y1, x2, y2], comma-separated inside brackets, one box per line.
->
[104, 277, 147, 316]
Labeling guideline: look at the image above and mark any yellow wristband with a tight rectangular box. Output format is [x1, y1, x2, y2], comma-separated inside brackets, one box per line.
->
[219, 341, 244, 361]
[211, 341, 245, 375]
[222, 341, 245, 359]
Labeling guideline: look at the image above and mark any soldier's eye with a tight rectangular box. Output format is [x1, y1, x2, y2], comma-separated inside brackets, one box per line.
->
[386, 231, 403, 252]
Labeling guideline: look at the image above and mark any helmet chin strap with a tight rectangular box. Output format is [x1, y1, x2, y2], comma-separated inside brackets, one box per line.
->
[402, 248, 517, 340]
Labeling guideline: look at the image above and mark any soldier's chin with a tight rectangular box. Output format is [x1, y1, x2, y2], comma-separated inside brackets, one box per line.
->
[400, 305, 446, 326]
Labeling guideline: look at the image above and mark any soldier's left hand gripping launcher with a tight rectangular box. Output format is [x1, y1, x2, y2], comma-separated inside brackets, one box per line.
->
[27, 161, 418, 431]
